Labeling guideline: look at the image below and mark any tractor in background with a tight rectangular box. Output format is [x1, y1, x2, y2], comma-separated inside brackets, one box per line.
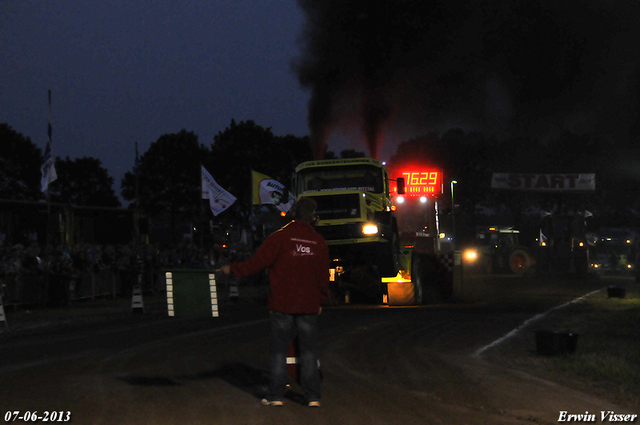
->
[464, 226, 533, 274]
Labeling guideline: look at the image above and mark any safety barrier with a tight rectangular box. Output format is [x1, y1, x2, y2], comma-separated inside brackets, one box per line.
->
[0, 268, 161, 308]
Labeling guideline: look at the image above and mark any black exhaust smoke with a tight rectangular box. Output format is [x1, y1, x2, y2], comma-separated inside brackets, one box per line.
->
[294, 0, 630, 158]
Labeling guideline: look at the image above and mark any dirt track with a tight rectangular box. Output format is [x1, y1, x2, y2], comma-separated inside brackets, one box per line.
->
[0, 274, 637, 424]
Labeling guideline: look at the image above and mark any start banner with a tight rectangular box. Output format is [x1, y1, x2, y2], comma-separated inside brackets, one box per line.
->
[491, 173, 596, 191]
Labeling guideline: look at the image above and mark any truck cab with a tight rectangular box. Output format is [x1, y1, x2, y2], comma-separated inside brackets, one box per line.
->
[294, 158, 402, 302]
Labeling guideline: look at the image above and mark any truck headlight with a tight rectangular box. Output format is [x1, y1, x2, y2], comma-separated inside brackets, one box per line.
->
[362, 224, 379, 235]
[463, 249, 478, 262]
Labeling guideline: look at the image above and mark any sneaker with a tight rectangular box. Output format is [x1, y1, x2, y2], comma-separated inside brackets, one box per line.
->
[308, 401, 321, 408]
[261, 399, 283, 407]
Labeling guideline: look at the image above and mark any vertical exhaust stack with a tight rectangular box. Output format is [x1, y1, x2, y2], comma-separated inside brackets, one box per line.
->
[362, 87, 391, 160]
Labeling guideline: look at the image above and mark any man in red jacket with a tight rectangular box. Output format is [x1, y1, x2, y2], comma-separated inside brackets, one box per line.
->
[219, 197, 329, 407]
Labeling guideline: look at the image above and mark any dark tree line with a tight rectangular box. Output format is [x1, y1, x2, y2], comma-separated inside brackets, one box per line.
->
[3, 119, 640, 244]
[0, 123, 120, 206]
[0, 123, 46, 201]
[119, 121, 316, 239]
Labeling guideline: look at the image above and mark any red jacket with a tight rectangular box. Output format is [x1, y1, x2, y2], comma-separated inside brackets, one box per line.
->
[230, 220, 330, 314]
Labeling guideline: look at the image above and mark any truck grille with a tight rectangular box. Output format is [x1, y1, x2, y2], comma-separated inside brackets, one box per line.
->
[316, 223, 362, 240]
[313, 194, 361, 220]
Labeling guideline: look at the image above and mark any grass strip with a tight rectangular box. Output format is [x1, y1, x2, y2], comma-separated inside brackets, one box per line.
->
[533, 285, 640, 408]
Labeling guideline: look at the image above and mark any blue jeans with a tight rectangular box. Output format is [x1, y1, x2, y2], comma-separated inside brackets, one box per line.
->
[267, 311, 321, 402]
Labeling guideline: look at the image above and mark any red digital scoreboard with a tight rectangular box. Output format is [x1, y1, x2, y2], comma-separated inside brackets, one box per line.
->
[395, 170, 443, 196]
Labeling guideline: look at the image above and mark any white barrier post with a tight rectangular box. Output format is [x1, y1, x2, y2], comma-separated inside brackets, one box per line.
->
[131, 285, 145, 313]
[229, 281, 239, 303]
[210, 273, 219, 317]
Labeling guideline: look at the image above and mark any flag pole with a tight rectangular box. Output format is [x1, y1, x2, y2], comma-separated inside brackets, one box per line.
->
[45, 89, 54, 248]
[135, 142, 140, 205]
[134, 142, 140, 245]
[46, 89, 52, 215]
[199, 163, 205, 249]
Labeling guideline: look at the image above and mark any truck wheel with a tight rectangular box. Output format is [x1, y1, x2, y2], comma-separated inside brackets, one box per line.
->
[509, 249, 531, 274]
[411, 252, 424, 304]
[343, 265, 382, 304]
[391, 231, 401, 274]
[411, 253, 448, 304]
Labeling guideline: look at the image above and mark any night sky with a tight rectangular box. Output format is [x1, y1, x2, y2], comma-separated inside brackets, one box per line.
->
[2, 1, 639, 195]
[0, 1, 309, 192]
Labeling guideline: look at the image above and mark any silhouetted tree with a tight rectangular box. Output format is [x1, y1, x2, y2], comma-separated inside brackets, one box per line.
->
[339, 149, 366, 158]
[544, 131, 639, 226]
[389, 132, 447, 170]
[440, 129, 498, 220]
[49, 157, 120, 207]
[205, 120, 312, 221]
[121, 129, 208, 240]
[0, 123, 43, 200]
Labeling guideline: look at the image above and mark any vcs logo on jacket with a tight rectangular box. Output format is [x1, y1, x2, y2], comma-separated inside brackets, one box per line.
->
[291, 237, 317, 256]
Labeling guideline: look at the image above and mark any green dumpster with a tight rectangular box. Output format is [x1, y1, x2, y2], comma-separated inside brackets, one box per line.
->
[165, 269, 219, 317]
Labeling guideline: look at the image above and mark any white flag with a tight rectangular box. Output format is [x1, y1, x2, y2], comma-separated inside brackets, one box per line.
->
[201, 166, 236, 216]
[41, 90, 57, 192]
[41, 141, 57, 192]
